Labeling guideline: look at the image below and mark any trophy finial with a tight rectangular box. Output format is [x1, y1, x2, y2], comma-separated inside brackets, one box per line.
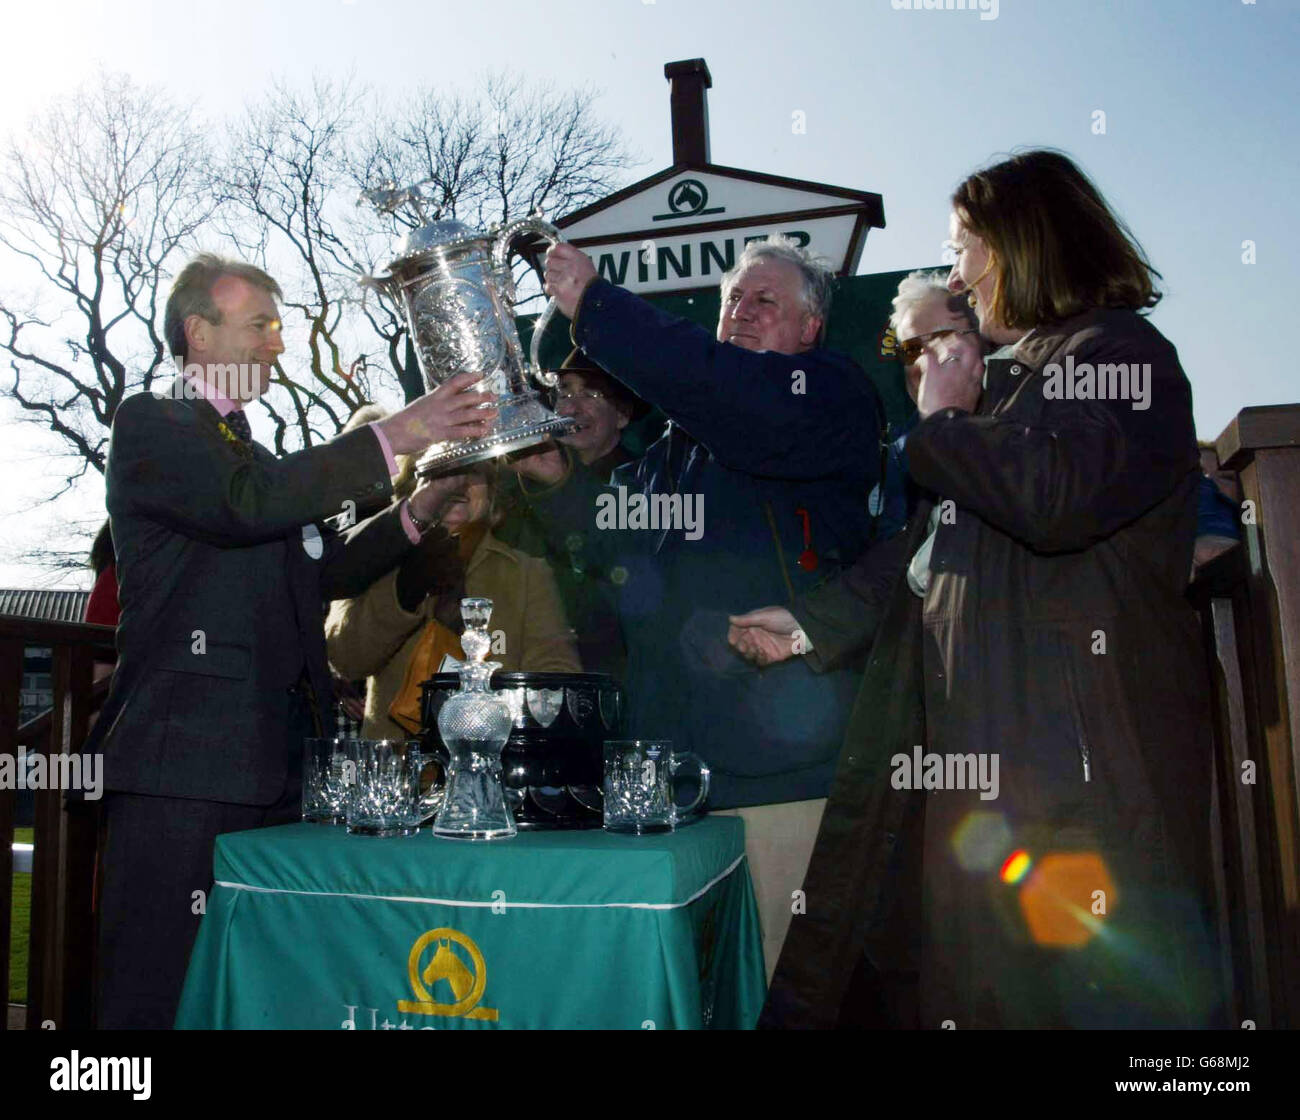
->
[358, 179, 435, 225]
[358, 181, 405, 214]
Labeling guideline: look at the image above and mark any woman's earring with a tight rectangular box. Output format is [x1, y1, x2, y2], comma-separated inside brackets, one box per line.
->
[967, 291, 978, 309]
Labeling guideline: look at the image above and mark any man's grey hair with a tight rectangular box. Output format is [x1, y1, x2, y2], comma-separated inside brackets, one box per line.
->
[164, 253, 283, 361]
[888, 269, 977, 335]
[721, 234, 835, 322]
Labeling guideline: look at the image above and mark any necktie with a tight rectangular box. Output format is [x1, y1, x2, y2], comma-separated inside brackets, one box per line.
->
[224, 408, 253, 444]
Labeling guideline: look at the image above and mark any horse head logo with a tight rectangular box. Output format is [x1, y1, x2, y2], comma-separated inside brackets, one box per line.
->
[668, 179, 708, 216]
[399, 927, 499, 1021]
[422, 938, 476, 1003]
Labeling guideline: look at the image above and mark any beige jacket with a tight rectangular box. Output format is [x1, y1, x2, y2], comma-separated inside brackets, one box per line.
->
[325, 530, 581, 739]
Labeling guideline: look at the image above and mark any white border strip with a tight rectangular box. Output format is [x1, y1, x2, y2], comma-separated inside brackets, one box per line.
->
[214, 852, 746, 912]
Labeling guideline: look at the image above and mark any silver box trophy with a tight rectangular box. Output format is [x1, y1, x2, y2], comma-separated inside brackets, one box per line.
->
[361, 182, 575, 476]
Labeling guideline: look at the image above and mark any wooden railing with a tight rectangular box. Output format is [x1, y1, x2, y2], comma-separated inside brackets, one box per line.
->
[1189, 404, 1300, 1029]
[1, 617, 115, 1032]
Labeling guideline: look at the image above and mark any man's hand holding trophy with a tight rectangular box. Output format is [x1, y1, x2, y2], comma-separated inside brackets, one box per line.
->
[373, 369, 499, 456]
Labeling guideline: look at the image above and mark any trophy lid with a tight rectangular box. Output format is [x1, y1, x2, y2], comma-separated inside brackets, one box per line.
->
[385, 219, 488, 274]
[400, 219, 478, 254]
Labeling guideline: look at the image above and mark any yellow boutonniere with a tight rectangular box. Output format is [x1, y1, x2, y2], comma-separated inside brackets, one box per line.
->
[216, 421, 254, 459]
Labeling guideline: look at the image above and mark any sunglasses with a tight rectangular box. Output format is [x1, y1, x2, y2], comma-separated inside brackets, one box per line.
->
[897, 327, 980, 367]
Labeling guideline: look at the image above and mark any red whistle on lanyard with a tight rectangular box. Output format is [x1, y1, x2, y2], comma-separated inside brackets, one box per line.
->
[795, 507, 818, 571]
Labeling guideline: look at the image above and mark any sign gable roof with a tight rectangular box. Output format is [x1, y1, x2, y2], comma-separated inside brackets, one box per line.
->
[558, 162, 885, 238]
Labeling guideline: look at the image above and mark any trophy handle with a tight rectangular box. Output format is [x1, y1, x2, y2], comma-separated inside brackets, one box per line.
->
[491, 216, 564, 389]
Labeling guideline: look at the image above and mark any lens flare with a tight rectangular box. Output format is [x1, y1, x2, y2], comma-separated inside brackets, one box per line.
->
[952, 810, 1012, 872]
[1018, 852, 1116, 949]
[1000, 849, 1032, 884]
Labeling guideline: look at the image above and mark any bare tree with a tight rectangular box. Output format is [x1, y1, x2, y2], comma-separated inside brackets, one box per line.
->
[209, 75, 380, 454]
[357, 76, 630, 228]
[0, 72, 212, 498]
[6, 531, 103, 578]
[478, 75, 633, 228]
[1, 70, 636, 477]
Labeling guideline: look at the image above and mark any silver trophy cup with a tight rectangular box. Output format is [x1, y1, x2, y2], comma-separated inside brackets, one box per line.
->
[362, 192, 575, 475]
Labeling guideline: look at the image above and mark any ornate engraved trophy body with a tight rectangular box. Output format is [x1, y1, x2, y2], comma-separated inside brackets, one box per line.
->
[361, 183, 575, 476]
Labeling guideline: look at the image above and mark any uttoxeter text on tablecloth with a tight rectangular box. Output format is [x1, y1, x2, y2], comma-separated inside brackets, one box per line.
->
[341, 926, 500, 1029]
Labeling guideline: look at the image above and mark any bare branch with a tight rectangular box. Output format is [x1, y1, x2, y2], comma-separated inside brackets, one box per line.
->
[0, 70, 212, 489]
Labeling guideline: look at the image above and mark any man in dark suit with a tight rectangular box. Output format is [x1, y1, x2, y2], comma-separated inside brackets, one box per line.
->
[86, 254, 495, 1028]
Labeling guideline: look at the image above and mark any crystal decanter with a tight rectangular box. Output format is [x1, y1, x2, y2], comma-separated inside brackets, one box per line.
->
[432, 598, 517, 840]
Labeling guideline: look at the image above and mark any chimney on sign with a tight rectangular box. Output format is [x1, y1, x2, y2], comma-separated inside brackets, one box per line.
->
[664, 58, 712, 166]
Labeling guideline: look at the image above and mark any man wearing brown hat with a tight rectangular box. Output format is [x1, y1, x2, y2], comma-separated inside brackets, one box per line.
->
[494, 350, 650, 678]
[552, 348, 648, 478]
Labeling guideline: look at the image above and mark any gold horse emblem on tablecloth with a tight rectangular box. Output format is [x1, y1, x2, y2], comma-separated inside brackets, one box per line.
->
[398, 927, 499, 1021]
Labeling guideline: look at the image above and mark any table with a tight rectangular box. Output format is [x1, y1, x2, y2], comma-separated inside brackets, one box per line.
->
[175, 816, 766, 1029]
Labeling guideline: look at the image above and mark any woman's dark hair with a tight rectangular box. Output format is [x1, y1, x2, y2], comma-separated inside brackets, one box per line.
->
[952, 149, 1162, 329]
[89, 519, 115, 576]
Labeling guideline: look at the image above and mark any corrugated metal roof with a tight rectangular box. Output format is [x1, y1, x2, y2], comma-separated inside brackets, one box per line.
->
[0, 588, 92, 623]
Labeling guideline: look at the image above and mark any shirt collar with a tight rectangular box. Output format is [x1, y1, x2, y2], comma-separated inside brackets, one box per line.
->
[182, 371, 241, 417]
[982, 328, 1037, 388]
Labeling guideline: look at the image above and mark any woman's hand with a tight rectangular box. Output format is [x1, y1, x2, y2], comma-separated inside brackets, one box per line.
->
[917, 341, 984, 418]
[408, 473, 467, 523]
[727, 606, 805, 667]
[395, 501, 461, 611]
[332, 673, 367, 722]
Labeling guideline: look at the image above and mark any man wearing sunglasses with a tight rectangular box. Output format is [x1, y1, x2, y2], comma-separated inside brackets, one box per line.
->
[873, 278, 985, 539]
[495, 348, 649, 678]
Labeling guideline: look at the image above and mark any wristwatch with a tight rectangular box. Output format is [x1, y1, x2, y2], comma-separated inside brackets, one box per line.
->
[406, 500, 438, 537]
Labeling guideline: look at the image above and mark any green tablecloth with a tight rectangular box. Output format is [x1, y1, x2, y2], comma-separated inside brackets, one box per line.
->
[175, 816, 766, 1030]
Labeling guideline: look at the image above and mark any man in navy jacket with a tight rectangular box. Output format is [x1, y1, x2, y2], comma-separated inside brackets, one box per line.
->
[518, 236, 883, 976]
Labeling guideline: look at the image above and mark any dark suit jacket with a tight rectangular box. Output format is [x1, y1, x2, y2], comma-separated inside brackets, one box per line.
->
[83, 379, 413, 806]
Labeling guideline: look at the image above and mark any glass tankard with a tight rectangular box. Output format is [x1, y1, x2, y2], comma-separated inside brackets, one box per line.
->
[302, 737, 350, 824]
[602, 740, 710, 834]
[344, 739, 442, 838]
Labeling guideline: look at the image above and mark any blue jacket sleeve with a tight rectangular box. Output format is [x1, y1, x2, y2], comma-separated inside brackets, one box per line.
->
[1195, 474, 1240, 539]
[573, 279, 880, 482]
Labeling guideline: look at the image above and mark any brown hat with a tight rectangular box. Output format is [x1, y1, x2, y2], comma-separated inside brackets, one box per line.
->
[556, 349, 649, 421]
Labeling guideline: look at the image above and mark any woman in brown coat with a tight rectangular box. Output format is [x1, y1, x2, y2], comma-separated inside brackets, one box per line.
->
[326, 459, 580, 741]
[741, 150, 1225, 1029]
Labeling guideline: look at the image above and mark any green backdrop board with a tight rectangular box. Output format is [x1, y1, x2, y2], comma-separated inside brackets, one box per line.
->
[517, 267, 934, 439]
[175, 816, 765, 1030]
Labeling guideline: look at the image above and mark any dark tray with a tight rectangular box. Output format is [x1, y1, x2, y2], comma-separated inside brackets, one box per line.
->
[420, 671, 624, 830]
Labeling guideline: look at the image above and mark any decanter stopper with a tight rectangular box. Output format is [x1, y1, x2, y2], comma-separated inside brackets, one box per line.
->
[460, 597, 493, 663]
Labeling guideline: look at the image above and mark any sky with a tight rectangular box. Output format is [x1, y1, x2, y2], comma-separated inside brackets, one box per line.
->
[1, 0, 1297, 587]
